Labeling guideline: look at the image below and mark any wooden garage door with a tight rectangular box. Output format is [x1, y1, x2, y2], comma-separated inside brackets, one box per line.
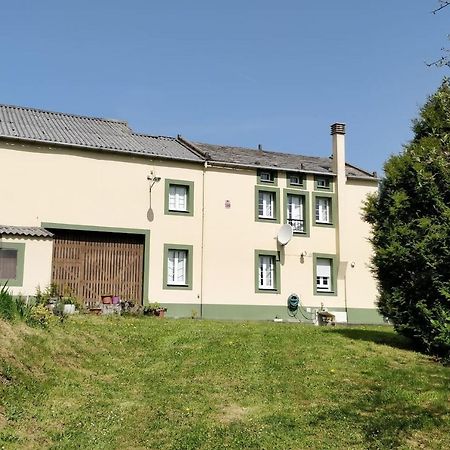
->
[51, 230, 145, 305]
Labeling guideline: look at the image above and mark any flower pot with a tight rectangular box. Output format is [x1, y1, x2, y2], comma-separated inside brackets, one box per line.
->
[63, 304, 76, 315]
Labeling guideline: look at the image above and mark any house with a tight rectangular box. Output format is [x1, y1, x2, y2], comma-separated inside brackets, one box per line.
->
[0, 104, 381, 323]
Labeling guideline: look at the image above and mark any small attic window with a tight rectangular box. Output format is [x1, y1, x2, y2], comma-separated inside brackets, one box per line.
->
[315, 176, 332, 191]
[287, 172, 305, 188]
[257, 169, 277, 184]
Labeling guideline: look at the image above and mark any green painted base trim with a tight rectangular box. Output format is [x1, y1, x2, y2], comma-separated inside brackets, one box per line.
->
[160, 303, 384, 325]
[347, 308, 386, 325]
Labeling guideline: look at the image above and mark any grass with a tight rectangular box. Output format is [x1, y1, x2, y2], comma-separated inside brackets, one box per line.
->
[0, 316, 449, 449]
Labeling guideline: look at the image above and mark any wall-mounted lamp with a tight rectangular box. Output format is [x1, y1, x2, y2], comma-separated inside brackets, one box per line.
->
[147, 175, 161, 191]
[300, 251, 307, 264]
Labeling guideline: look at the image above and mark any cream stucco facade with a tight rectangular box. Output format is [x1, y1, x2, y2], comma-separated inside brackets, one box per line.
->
[0, 118, 381, 323]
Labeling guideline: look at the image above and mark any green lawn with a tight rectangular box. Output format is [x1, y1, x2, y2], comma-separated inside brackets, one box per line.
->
[0, 316, 449, 449]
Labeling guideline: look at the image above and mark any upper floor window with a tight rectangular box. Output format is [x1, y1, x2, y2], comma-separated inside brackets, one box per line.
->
[315, 197, 331, 224]
[259, 191, 275, 219]
[255, 186, 280, 223]
[257, 169, 277, 185]
[286, 193, 305, 233]
[165, 179, 194, 216]
[314, 176, 332, 191]
[169, 185, 188, 212]
[287, 172, 305, 188]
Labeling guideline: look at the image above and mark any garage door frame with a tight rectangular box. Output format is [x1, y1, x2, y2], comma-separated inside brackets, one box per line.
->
[42, 222, 150, 304]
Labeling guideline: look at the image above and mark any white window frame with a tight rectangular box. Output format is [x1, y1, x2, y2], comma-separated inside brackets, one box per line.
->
[167, 249, 187, 286]
[315, 197, 331, 224]
[259, 191, 275, 219]
[316, 177, 331, 189]
[168, 185, 188, 212]
[286, 193, 305, 232]
[259, 255, 275, 290]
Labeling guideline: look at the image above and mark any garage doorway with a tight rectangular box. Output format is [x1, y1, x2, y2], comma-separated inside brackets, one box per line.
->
[50, 229, 145, 305]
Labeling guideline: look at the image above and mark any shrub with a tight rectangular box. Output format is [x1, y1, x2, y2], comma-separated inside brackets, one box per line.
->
[364, 79, 450, 361]
[0, 282, 17, 321]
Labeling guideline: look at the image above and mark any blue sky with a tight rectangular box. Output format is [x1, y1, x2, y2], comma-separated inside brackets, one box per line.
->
[0, 0, 448, 173]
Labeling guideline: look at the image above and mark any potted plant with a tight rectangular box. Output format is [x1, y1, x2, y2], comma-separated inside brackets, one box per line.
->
[144, 301, 167, 318]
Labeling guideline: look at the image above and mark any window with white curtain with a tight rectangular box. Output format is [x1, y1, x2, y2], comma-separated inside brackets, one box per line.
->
[168, 185, 188, 212]
[287, 194, 304, 232]
[316, 258, 332, 292]
[167, 249, 187, 285]
[259, 255, 275, 289]
[315, 197, 331, 224]
[258, 191, 275, 219]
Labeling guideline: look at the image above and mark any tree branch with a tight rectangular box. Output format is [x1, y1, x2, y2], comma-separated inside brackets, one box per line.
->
[433, 1, 450, 14]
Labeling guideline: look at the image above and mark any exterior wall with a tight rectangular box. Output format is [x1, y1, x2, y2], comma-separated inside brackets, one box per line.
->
[1, 137, 382, 323]
[0, 140, 204, 305]
[1, 236, 53, 297]
[339, 178, 380, 322]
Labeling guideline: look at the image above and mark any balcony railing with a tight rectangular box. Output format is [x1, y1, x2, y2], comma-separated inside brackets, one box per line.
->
[287, 218, 305, 232]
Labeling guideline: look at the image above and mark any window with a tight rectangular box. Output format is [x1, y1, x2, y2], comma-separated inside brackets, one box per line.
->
[287, 172, 305, 188]
[0, 243, 25, 287]
[314, 176, 332, 191]
[316, 258, 332, 292]
[167, 249, 187, 285]
[286, 193, 305, 233]
[315, 197, 331, 224]
[257, 169, 277, 185]
[165, 179, 194, 216]
[163, 244, 193, 290]
[255, 250, 280, 293]
[313, 254, 337, 295]
[259, 255, 275, 289]
[0, 249, 18, 279]
[259, 191, 275, 219]
[255, 187, 280, 223]
[169, 185, 187, 212]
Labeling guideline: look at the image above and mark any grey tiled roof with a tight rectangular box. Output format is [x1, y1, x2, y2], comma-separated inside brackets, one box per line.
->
[191, 142, 376, 179]
[0, 104, 376, 178]
[0, 225, 54, 238]
[0, 104, 202, 162]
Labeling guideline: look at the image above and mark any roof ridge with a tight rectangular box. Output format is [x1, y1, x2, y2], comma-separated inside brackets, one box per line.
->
[0, 103, 129, 126]
[131, 132, 176, 140]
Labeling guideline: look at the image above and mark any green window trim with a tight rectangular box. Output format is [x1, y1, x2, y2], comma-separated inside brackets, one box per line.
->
[0, 242, 25, 287]
[163, 244, 193, 290]
[314, 175, 334, 192]
[41, 222, 150, 304]
[283, 189, 310, 237]
[313, 253, 338, 296]
[312, 192, 337, 228]
[286, 172, 306, 189]
[254, 249, 280, 294]
[255, 186, 281, 223]
[257, 169, 278, 186]
[164, 179, 194, 216]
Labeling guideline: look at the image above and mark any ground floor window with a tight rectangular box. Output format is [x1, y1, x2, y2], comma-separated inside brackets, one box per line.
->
[0, 243, 25, 287]
[314, 254, 337, 295]
[255, 250, 280, 293]
[163, 244, 193, 290]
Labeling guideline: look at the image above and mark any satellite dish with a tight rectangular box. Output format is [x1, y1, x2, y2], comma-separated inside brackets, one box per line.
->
[277, 224, 293, 246]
